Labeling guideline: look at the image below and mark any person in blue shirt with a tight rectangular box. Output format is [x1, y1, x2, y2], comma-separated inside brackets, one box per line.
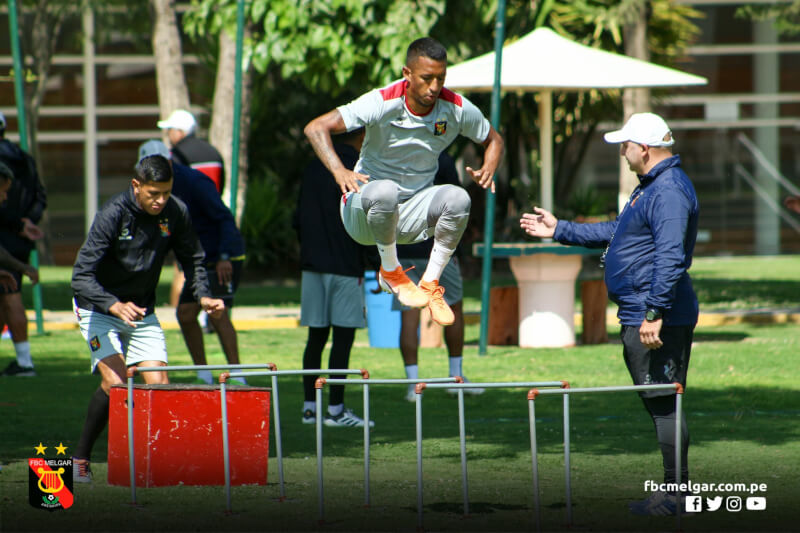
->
[138, 141, 246, 385]
[520, 113, 699, 517]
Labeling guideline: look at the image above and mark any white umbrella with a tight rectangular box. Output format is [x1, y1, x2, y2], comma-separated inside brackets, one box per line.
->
[445, 27, 708, 211]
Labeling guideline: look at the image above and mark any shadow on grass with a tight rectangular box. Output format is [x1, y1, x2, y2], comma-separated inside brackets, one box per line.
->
[466, 330, 753, 346]
[4, 354, 799, 463]
[693, 330, 749, 342]
[693, 279, 800, 308]
[425, 501, 528, 514]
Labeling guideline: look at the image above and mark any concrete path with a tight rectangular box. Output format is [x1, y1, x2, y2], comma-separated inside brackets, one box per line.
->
[28, 305, 800, 333]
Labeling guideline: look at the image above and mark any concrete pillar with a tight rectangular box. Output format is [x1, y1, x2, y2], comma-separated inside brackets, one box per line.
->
[753, 20, 780, 255]
[83, 8, 97, 233]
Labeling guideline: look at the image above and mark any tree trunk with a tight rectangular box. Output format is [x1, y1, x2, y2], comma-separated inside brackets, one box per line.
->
[150, 0, 191, 122]
[19, 0, 69, 264]
[618, 2, 652, 212]
[209, 26, 253, 225]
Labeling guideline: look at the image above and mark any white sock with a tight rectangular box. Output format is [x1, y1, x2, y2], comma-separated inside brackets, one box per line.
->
[197, 369, 213, 384]
[404, 364, 419, 380]
[328, 403, 344, 416]
[449, 356, 463, 378]
[14, 341, 33, 368]
[377, 242, 400, 272]
[304, 401, 316, 413]
[422, 243, 455, 282]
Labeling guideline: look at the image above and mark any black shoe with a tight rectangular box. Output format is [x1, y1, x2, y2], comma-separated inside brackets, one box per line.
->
[1, 361, 36, 377]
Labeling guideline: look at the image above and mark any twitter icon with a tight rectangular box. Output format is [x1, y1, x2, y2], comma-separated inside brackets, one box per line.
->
[706, 496, 723, 511]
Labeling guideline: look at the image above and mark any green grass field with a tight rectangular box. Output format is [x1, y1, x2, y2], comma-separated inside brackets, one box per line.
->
[20, 254, 800, 312]
[2, 256, 799, 531]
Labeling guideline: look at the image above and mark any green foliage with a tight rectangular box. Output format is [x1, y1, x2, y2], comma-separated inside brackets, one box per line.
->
[565, 183, 615, 219]
[185, 0, 446, 94]
[239, 167, 299, 274]
[736, 0, 800, 36]
[546, 0, 702, 65]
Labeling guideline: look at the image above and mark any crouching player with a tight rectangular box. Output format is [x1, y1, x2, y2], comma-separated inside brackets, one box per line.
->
[70, 154, 224, 482]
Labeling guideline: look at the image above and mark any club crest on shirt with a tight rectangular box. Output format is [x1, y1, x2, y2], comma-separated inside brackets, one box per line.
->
[158, 219, 171, 237]
[118, 227, 132, 241]
[434, 118, 447, 136]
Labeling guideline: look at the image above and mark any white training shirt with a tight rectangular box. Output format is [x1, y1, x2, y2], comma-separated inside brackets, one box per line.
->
[337, 80, 491, 201]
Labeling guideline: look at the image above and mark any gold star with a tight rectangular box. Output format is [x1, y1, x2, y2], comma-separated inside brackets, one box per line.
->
[34, 442, 47, 455]
[55, 443, 67, 455]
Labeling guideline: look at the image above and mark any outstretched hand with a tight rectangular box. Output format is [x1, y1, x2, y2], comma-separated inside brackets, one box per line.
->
[333, 168, 370, 194]
[520, 207, 557, 238]
[465, 166, 495, 193]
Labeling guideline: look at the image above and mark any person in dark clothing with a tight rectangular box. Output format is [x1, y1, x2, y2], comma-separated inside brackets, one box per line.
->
[70, 154, 225, 483]
[521, 113, 699, 517]
[157, 109, 225, 193]
[395, 152, 483, 401]
[157, 109, 226, 331]
[0, 162, 38, 291]
[294, 128, 373, 428]
[138, 140, 246, 385]
[0, 112, 46, 377]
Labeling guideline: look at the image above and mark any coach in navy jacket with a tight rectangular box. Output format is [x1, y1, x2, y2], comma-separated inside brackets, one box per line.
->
[170, 161, 244, 264]
[521, 113, 698, 516]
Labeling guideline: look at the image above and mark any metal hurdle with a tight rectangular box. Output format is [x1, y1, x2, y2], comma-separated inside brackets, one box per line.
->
[125, 363, 277, 505]
[414, 380, 568, 532]
[526, 383, 684, 532]
[218, 368, 368, 514]
[317, 376, 460, 520]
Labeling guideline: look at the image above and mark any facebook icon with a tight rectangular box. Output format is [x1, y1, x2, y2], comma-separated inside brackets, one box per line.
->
[685, 495, 703, 513]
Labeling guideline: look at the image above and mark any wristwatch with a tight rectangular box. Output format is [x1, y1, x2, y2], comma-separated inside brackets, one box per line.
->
[645, 308, 663, 322]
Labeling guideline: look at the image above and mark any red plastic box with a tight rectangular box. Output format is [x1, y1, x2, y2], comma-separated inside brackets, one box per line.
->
[107, 384, 270, 487]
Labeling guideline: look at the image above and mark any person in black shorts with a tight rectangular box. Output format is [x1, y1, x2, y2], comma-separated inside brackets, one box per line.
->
[521, 113, 699, 516]
[395, 153, 483, 401]
[0, 112, 46, 377]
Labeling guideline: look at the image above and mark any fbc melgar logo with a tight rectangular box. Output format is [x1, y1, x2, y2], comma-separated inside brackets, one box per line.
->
[28, 442, 74, 511]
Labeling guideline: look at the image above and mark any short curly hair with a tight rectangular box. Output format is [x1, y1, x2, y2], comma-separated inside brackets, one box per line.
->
[406, 37, 447, 65]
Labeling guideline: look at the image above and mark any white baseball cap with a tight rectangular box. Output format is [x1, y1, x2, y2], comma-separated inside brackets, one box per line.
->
[603, 112, 674, 147]
[157, 109, 197, 134]
[138, 140, 171, 162]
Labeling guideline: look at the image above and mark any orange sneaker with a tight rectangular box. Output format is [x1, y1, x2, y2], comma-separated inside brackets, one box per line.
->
[379, 266, 429, 308]
[419, 279, 454, 326]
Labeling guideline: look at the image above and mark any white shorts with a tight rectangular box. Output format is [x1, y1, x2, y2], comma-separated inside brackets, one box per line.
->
[300, 271, 366, 328]
[340, 185, 444, 245]
[73, 300, 168, 374]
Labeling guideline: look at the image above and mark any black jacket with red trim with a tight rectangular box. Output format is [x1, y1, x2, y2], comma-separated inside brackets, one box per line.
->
[71, 186, 210, 316]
